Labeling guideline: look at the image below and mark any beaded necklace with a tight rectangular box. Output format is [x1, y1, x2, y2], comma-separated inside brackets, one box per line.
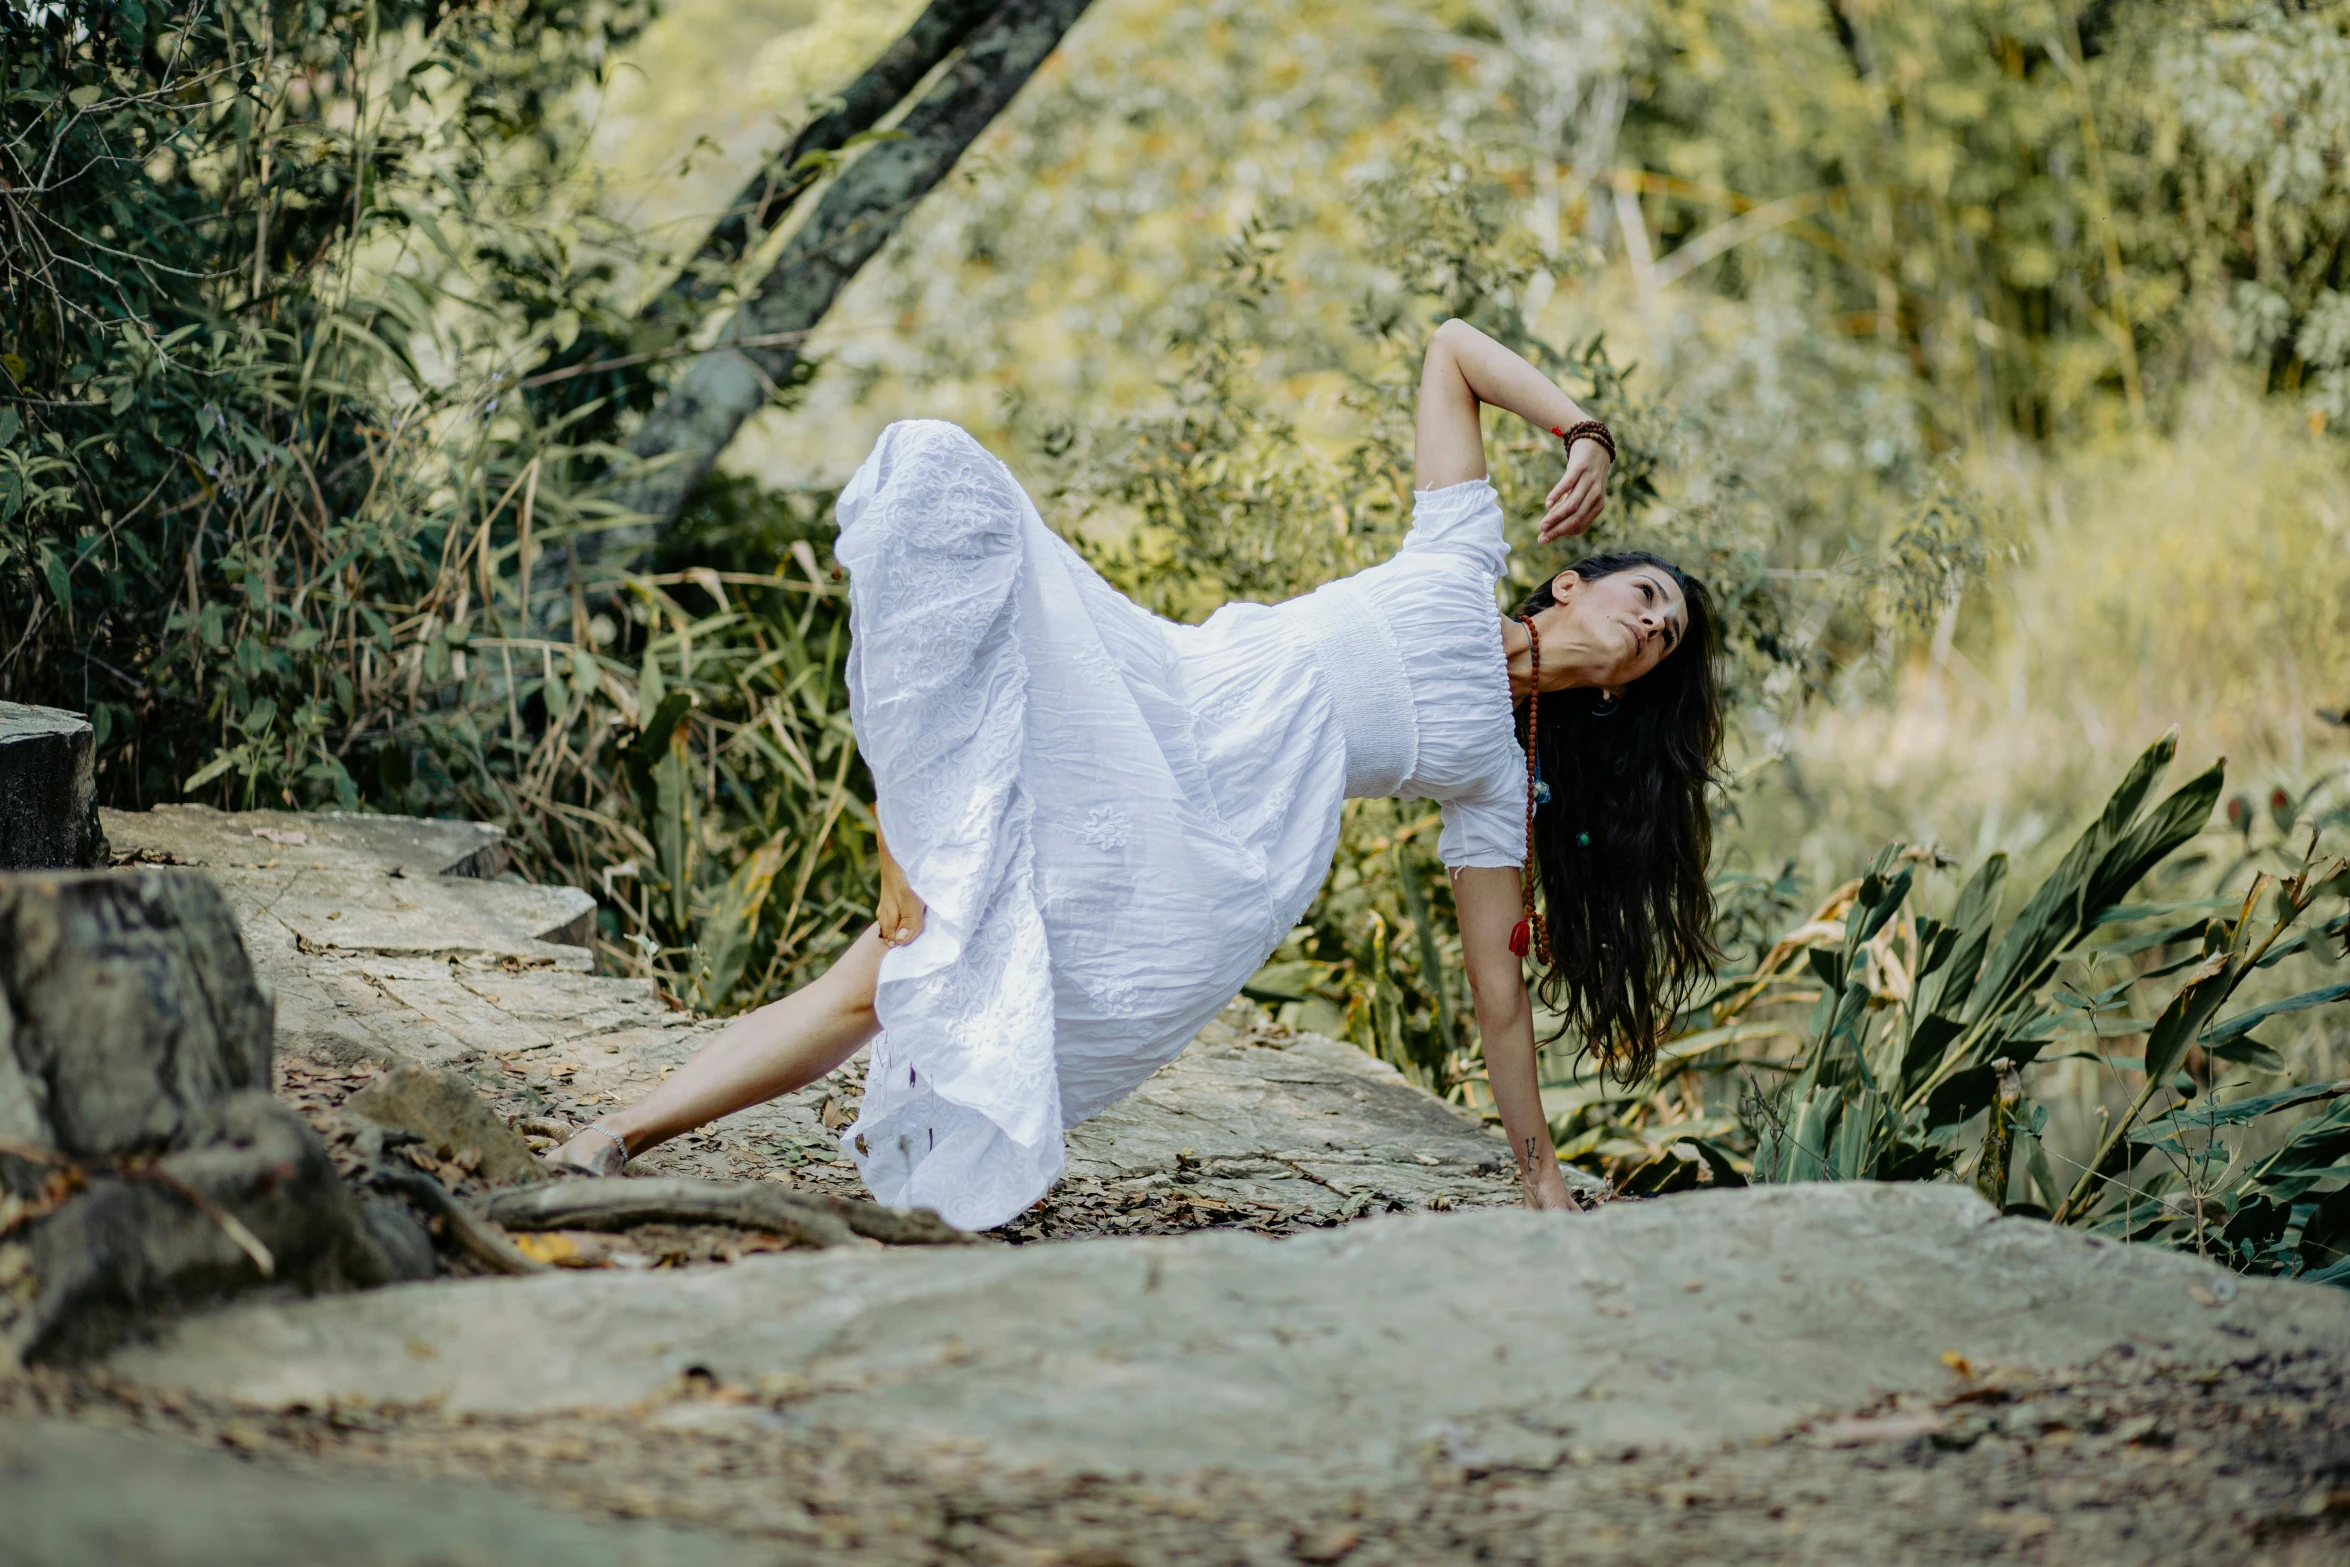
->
[1509, 614, 1552, 963]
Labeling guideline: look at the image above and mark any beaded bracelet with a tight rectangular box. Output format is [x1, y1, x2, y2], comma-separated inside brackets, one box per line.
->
[1549, 418, 1618, 464]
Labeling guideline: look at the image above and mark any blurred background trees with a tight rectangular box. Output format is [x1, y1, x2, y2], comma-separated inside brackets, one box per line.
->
[5, 0, 2347, 1259]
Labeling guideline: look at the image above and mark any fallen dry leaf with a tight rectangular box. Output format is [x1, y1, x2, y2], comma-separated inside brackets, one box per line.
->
[511, 1232, 579, 1266]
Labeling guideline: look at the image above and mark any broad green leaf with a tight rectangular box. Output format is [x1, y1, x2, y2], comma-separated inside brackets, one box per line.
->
[2094, 897, 2234, 926]
[2256, 913, 2348, 969]
[2083, 917, 2216, 958]
[1916, 853, 2005, 1022]
[1784, 1087, 1839, 1183]
[1923, 1064, 1997, 1130]
[687, 831, 788, 1009]
[2143, 953, 2234, 1087]
[1829, 1087, 1882, 1179]
[182, 750, 237, 792]
[2202, 982, 2350, 1046]
[2301, 1255, 2350, 1286]
[1910, 919, 1956, 980]
[1898, 1011, 1963, 1092]
[1967, 734, 2179, 1024]
[2209, 1037, 2286, 1074]
[1848, 865, 1912, 954]
[2086, 759, 2226, 912]
[2132, 1079, 2350, 1142]
[2238, 1100, 2350, 1205]
[2301, 1187, 2350, 1273]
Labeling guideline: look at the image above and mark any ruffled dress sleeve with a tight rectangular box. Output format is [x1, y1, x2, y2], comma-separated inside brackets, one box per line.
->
[1375, 476, 1524, 869]
[1399, 478, 1509, 576]
[1439, 772, 1524, 870]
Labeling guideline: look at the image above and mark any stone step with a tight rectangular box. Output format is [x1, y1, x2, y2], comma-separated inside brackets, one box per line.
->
[103, 804, 507, 879]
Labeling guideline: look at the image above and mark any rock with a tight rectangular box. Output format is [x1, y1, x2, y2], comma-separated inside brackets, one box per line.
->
[101, 1184, 2350, 1483]
[1061, 1008, 1600, 1208]
[0, 869, 271, 1167]
[15, 1091, 389, 1364]
[101, 803, 508, 879]
[98, 808, 596, 1006]
[88, 806, 1543, 1230]
[0, 703, 105, 870]
[358, 1196, 439, 1283]
[0, 868, 390, 1364]
[0, 1418, 768, 1567]
[344, 1066, 548, 1189]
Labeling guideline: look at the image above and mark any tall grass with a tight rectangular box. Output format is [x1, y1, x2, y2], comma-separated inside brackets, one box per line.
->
[1739, 379, 2350, 889]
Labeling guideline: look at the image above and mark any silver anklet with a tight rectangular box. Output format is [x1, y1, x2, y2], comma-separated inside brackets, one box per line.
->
[578, 1122, 627, 1159]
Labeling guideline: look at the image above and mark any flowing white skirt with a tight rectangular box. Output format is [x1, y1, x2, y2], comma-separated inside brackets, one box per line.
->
[833, 421, 1349, 1229]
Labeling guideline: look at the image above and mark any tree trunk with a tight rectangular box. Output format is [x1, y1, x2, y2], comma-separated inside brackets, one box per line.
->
[565, 0, 1094, 581]
[639, 0, 1004, 333]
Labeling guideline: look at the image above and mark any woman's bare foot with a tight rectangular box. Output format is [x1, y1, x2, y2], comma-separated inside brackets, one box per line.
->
[531, 927, 889, 1181]
[543, 1121, 629, 1178]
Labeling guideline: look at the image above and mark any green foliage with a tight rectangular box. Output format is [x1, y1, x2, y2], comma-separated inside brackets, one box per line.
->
[1702, 736, 2350, 1285]
[0, 2, 878, 1009]
[0, 0, 654, 801]
[1619, 0, 2350, 440]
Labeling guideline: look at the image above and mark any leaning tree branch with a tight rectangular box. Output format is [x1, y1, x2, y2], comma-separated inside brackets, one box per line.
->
[477, 1175, 973, 1248]
[572, 0, 1095, 576]
[639, 0, 1003, 331]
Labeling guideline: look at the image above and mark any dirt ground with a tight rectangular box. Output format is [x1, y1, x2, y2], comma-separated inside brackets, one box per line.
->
[15, 1347, 2348, 1565]
[276, 1009, 1508, 1275]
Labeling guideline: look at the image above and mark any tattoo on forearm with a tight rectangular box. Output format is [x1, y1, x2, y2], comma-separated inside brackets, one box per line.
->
[1523, 1136, 1540, 1174]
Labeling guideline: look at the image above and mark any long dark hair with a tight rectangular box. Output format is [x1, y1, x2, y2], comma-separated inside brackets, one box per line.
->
[1516, 551, 1724, 1083]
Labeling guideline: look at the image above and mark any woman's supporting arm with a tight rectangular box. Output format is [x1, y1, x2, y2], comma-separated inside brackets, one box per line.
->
[1452, 865, 1578, 1210]
[1414, 317, 1611, 543]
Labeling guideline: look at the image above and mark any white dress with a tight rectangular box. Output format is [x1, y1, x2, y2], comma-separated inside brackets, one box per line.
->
[834, 420, 1526, 1229]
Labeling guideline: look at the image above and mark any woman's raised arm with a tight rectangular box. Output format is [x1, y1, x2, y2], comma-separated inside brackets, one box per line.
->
[1453, 864, 1578, 1211]
[1414, 318, 1610, 543]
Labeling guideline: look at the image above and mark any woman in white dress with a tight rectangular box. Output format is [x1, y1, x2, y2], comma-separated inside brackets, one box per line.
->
[548, 319, 1723, 1229]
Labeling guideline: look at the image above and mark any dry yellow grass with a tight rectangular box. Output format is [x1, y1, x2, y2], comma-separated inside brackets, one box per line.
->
[1740, 377, 2350, 888]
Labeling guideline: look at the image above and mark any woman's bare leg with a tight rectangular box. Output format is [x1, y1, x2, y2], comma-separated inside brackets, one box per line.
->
[545, 925, 891, 1173]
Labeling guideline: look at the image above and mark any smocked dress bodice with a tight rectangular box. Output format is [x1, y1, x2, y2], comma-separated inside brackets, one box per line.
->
[1176, 477, 1527, 872]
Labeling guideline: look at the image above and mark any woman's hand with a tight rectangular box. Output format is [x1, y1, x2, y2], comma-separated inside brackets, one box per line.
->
[875, 831, 926, 948]
[1539, 439, 1611, 544]
[1522, 1159, 1580, 1211]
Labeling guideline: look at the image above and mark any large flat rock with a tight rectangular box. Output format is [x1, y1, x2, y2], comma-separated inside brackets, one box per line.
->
[104, 1184, 2350, 1485]
[0, 1418, 763, 1567]
[103, 804, 1537, 1231]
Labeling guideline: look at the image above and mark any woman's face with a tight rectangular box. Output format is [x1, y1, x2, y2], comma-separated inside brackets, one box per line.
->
[1558, 565, 1688, 690]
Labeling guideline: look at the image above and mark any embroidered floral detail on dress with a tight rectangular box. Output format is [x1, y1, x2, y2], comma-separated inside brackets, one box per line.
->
[1083, 970, 1141, 1018]
[1078, 806, 1133, 853]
